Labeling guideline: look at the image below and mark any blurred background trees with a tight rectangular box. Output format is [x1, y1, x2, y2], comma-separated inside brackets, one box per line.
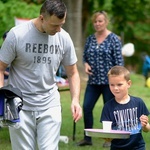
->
[0, 0, 150, 75]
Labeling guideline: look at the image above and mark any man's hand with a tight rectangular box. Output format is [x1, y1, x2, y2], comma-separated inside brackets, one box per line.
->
[71, 100, 82, 122]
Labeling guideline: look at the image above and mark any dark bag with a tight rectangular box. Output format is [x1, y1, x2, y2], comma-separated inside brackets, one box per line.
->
[0, 84, 23, 126]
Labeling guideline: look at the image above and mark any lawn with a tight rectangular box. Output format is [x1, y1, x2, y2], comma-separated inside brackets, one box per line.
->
[0, 73, 150, 150]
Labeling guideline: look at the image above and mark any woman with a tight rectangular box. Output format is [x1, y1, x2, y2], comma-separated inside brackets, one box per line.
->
[77, 11, 124, 147]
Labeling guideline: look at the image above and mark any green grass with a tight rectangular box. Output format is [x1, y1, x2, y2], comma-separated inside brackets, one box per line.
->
[0, 74, 150, 150]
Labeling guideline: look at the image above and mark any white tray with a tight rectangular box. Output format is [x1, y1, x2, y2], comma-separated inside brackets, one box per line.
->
[84, 129, 131, 139]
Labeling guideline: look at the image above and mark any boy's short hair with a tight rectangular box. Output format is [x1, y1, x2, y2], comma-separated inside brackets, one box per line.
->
[108, 66, 130, 81]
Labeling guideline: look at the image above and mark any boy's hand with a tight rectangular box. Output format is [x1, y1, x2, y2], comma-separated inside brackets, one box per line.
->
[140, 115, 150, 132]
[140, 115, 149, 127]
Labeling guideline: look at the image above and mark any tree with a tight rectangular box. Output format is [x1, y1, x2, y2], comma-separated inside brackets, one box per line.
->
[0, 0, 40, 45]
[63, 0, 108, 74]
[1, 0, 150, 74]
[63, 0, 84, 74]
[111, 0, 150, 72]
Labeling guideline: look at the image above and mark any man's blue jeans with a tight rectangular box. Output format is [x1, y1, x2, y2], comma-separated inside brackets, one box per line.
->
[83, 84, 114, 142]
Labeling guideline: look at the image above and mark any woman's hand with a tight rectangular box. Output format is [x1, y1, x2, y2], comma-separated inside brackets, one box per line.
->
[84, 63, 92, 75]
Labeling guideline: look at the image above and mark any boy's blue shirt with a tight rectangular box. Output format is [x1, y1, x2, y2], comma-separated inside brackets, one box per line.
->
[100, 96, 149, 149]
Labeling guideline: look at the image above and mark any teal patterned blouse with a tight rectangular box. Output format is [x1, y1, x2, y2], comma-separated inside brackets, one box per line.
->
[83, 33, 124, 85]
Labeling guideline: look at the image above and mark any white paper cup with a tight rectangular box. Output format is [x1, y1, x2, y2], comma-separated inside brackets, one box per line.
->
[59, 136, 69, 144]
[102, 121, 112, 132]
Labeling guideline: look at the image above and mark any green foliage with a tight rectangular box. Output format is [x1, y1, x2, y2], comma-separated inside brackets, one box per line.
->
[1, 0, 149, 73]
[1, 0, 9, 3]
[111, 0, 150, 72]
[0, 0, 41, 46]
[111, 0, 149, 35]
[23, 0, 45, 4]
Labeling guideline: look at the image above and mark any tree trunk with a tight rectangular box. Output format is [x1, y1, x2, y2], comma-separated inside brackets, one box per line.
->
[63, 0, 85, 77]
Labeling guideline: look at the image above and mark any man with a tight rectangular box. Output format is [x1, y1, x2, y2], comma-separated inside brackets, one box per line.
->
[0, 0, 82, 149]
[2, 31, 10, 85]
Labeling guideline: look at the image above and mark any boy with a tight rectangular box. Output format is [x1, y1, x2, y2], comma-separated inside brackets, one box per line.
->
[100, 66, 150, 150]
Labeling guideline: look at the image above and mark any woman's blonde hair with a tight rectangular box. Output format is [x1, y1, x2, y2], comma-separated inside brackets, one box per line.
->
[91, 11, 109, 24]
